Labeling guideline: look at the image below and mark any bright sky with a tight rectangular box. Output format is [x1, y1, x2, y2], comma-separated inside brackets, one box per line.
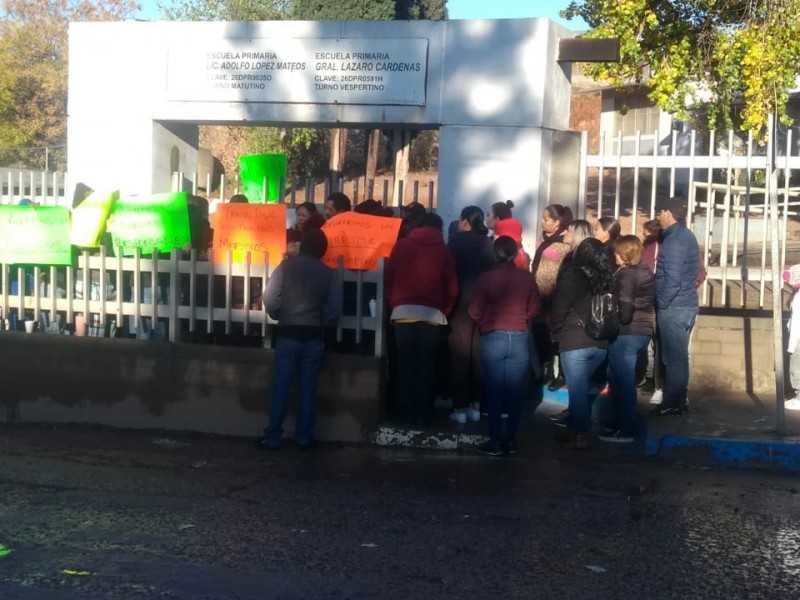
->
[448, 0, 586, 29]
[136, 0, 587, 30]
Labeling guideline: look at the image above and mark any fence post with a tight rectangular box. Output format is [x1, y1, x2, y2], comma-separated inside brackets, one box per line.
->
[168, 249, 180, 343]
[767, 114, 787, 435]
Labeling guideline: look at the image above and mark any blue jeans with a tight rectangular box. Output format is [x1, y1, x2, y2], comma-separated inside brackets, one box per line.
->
[560, 346, 608, 432]
[657, 308, 697, 409]
[479, 330, 530, 444]
[264, 337, 325, 446]
[608, 334, 650, 435]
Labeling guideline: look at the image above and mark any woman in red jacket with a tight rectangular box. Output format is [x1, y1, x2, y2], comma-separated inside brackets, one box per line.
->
[469, 236, 541, 456]
[385, 213, 458, 426]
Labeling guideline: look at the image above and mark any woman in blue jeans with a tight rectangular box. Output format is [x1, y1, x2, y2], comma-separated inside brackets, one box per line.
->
[469, 236, 541, 456]
[600, 235, 655, 443]
[549, 238, 616, 449]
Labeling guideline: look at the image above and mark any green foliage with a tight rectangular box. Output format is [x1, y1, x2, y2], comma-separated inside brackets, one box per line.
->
[0, 1, 139, 169]
[292, 0, 395, 20]
[160, 0, 289, 21]
[562, 0, 800, 139]
[291, 0, 447, 21]
[396, 0, 448, 20]
[409, 130, 438, 171]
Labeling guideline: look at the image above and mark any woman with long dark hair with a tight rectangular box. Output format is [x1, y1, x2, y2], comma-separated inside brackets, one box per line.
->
[594, 217, 621, 245]
[599, 235, 655, 443]
[447, 206, 495, 423]
[469, 236, 541, 456]
[549, 238, 615, 449]
[530, 204, 572, 388]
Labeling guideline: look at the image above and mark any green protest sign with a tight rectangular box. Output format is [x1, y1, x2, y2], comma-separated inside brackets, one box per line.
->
[239, 154, 287, 203]
[70, 189, 118, 248]
[109, 192, 191, 256]
[0, 205, 72, 265]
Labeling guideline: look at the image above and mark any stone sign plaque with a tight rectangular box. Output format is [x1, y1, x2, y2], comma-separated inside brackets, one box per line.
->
[167, 37, 428, 106]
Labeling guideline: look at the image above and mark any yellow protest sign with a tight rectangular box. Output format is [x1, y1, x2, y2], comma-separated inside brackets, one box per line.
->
[70, 189, 118, 248]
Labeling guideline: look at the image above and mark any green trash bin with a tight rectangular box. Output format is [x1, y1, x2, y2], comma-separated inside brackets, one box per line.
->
[238, 154, 287, 204]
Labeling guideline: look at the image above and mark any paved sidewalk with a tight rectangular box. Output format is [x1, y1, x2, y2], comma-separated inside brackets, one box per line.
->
[374, 386, 800, 473]
[641, 389, 800, 472]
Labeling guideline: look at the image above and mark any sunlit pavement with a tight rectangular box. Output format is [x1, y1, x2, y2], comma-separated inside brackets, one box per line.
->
[1, 424, 799, 599]
[378, 387, 800, 474]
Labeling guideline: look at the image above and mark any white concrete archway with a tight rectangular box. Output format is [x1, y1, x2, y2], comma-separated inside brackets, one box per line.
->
[68, 17, 578, 247]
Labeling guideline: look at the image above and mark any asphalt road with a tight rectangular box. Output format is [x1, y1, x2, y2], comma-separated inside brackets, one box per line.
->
[1, 425, 798, 599]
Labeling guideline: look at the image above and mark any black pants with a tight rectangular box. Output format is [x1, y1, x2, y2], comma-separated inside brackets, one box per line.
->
[448, 306, 483, 409]
[393, 321, 441, 424]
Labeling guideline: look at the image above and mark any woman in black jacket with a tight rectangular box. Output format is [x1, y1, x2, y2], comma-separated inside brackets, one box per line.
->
[599, 235, 655, 443]
[447, 206, 495, 423]
[549, 238, 615, 449]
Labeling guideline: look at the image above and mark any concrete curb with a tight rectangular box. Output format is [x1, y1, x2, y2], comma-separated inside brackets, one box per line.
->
[645, 434, 800, 473]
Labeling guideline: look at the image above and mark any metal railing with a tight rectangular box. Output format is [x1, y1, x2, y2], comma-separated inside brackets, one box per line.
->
[580, 126, 800, 308]
[0, 250, 386, 357]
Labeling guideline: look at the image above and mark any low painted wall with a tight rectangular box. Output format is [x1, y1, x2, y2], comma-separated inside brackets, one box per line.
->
[0, 334, 383, 443]
[0, 313, 781, 439]
[690, 313, 778, 396]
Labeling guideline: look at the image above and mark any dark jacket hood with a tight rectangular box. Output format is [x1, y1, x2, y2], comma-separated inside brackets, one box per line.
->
[408, 226, 445, 246]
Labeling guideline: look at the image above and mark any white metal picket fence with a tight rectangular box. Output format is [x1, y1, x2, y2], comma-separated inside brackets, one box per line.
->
[579, 124, 800, 308]
[0, 249, 386, 356]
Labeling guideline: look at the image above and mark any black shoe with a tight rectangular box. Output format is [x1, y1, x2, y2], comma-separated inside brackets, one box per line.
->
[256, 437, 280, 451]
[297, 439, 317, 450]
[649, 404, 688, 417]
[557, 429, 590, 450]
[478, 441, 504, 457]
[597, 429, 635, 443]
[503, 441, 518, 455]
[548, 373, 566, 391]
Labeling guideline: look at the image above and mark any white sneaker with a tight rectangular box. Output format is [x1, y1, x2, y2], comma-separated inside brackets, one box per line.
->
[649, 389, 663, 405]
[449, 410, 467, 424]
[786, 398, 800, 411]
[465, 407, 481, 422]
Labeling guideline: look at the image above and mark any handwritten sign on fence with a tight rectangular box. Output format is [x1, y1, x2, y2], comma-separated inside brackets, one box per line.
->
[322, 212, 401, 270]
[212, 203, 286, 265]
[0, 205, 72, 265]
[110, 192, 192, 256]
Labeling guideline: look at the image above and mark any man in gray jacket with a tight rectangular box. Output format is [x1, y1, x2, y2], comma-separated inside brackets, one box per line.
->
[259, 229, 342, 449]
[652, 196, 700, 417]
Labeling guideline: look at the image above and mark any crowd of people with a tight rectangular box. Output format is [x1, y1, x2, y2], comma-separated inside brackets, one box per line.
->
[258, 191, 705, 455]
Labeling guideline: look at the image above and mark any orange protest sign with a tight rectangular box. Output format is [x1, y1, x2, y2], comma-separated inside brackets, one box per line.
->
[212, 203, 286, 265]
[321, 212, 401, 270]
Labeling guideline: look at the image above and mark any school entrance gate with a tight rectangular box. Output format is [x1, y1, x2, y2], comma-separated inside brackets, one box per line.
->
[67, 17, 580, 251]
